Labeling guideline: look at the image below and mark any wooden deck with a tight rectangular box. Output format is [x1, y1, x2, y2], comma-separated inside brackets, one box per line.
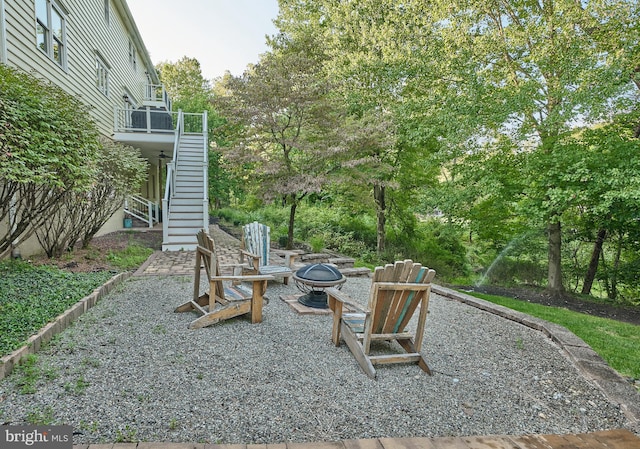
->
[73, 428, 640, 449]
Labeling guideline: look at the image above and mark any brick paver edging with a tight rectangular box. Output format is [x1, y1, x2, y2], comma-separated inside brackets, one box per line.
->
[0, 271, 132, 381]
[432, 285, 640, 432]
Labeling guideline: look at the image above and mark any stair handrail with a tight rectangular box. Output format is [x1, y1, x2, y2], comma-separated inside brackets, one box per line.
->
[124, 194, 158, 228]
[163, 110, 183, 245]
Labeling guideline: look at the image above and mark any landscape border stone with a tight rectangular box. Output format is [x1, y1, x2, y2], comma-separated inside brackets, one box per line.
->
[0, 271, 132, 381]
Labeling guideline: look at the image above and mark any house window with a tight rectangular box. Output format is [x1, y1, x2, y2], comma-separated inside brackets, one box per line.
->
[96, 54, 110, 96]
[129, 39, 137, 70]
[35, 0, 66, 68]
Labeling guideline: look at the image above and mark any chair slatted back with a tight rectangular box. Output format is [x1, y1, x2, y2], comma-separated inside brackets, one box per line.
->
[196, 229, 225, 302]
[369, 260, 435, 335]
[242, 221, 270, 267]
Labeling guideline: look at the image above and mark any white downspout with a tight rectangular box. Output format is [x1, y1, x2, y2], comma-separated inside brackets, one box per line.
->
[0, 0, 8, 64]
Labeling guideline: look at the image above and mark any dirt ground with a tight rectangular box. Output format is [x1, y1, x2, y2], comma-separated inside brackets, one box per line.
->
[28, 229, 163, 273]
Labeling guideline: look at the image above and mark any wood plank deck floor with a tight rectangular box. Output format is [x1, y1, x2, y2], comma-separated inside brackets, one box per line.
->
[73, 428, 640, 449]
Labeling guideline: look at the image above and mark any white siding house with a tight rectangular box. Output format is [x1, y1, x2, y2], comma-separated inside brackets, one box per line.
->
[1, 0, 208, 256]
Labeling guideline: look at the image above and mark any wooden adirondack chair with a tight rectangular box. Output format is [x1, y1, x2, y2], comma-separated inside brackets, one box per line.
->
[327, 259, 436, 379]
[175, 229, 273, 329]
[239, 221, 298, 285]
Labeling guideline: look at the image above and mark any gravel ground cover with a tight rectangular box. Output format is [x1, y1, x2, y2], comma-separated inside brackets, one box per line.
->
[0, 275, 629, 445]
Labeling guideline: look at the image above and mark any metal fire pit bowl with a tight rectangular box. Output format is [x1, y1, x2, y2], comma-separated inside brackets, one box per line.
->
[293, 263, 346, 309]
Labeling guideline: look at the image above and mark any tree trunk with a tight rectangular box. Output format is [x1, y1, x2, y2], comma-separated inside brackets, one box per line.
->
[581, 228, 607, 295]
[599, 250, 612, 298]
[287, 198, 297, 250]
[547, 220, 563, 295]
[610, 236, 623, 301]
[374, 184, 386, 254]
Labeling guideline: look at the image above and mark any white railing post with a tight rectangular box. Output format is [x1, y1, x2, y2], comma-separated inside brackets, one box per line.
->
[162, 198, 169, 244]
[202, 109, 208, 229]
[145, 106, 151, 133]
[147, 201, 153, 228]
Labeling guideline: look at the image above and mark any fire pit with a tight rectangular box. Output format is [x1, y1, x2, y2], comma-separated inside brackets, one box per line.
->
[293, 263, 346, 309]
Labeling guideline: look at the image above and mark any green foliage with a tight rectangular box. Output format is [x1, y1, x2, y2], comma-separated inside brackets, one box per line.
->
[14, 354, 40, 394]
[0, 64, 101, 257]
[385, 220, 469, 280]
[468, 292, 640, 379]
[26, 406, 56, 425]
[35, 137, 148, 257]
[0, 64, 99, 186]
[0, 260, 112, 357]
[214, 34, 346, 248]
[114, 425, 138, 443]
[211, 207, 252, 227]
[106, 245, 153, 270]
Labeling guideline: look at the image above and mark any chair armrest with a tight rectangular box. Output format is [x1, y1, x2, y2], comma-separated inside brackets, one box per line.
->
[326, 287, 368, 313]
[239, 249, 260, 271]
[327, 287, 367, 346]
[240, 249, 260, 259]
[211, 275, 274, 282]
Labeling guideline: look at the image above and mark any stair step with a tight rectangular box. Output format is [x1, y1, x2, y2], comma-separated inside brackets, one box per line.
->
[162, 134, 207, 252]
[339, 267, 372, 277]
[169, 206, 203, 214]
[328, 257, 356, 268]
[167, 226, 202, 238]
[175, 178, 204, 184]
[162, 242, 198, 251]
[175, 172, 204, 178]
[170, 212, 204, 220]
[300, 253, 331, 263]
[171, 196, 203, 202]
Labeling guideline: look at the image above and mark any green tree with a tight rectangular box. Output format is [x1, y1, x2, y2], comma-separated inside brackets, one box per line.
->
[275, 0, 440, 254]
[214, 35, 344, 248]
[0, 64, 100, 258]
[423, 0, 640, 294]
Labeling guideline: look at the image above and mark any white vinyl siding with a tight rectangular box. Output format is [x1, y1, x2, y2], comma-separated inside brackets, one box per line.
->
[3, 0, 157, 136]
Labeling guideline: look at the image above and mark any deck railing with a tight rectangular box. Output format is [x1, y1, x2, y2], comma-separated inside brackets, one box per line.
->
[124, 194, 159, 228]
[145, 84, 172, 110]
[114, 108, 206, 134]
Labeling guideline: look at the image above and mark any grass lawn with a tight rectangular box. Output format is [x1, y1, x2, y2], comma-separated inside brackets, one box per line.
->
[466, 291, 640, 380]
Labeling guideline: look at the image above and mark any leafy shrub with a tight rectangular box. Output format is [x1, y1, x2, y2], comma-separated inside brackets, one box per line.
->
[386, 220, 469, 281]
[0, 64, 101, 257]
[213, 207, 251, 226]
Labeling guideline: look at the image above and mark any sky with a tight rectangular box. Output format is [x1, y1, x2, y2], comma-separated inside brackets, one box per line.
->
[126, 0, 280, 81]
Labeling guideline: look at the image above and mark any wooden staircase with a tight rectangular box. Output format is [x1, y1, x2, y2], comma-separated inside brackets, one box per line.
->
[162, 133, 207, 251]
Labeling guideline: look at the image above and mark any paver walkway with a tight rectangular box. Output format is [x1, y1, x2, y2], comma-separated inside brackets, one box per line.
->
[135, 225, 243, 276]
[71, 428, 640, 449]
